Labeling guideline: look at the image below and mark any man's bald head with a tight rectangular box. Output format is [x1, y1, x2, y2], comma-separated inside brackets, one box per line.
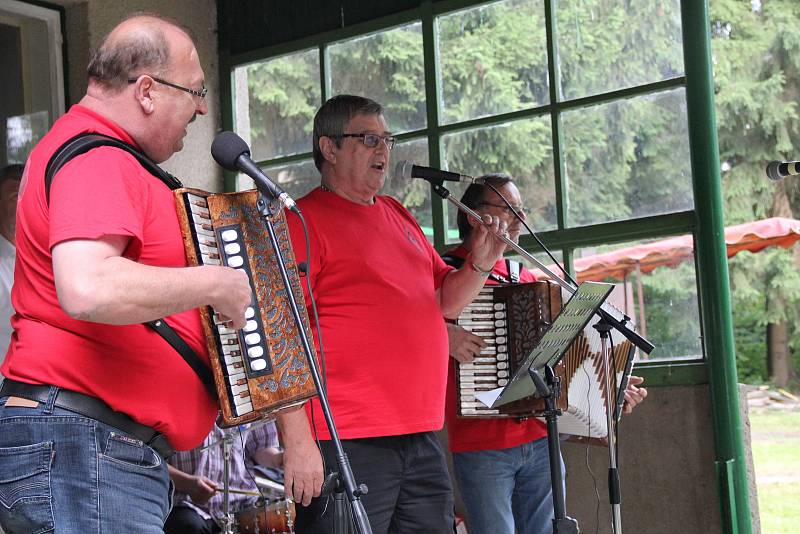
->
[87, 13, 194, 92]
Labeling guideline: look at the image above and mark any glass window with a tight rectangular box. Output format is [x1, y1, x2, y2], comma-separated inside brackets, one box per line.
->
[1, 0, 65, 166]
[556, 0, 684, 100]
[573, 237, 703, 361]
[239, 159, 319, 200]
[562, 88, 692, 227]
[234, 49, 320, 162]
[384, 138, 433, 238]
[437, 0, 549, 125]
[328, 23, 426, 134]
[442, 115, 557, 243]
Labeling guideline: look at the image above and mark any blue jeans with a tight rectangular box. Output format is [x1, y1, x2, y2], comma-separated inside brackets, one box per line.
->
[0, 390, 172, 533]
[452, 437, 564, 534]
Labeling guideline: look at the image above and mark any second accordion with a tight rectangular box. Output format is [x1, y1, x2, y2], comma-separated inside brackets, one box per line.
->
[455, 281, 636, 441]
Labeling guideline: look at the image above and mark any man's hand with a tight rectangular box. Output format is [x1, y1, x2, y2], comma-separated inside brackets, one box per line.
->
[207, 265, 252, 330]
[447, 323, 486, 363]
[468, 214, 508, 271]
[283, 436, 323, 506]
[277, 406, 323, 506]
[187, 475, 218, 505]
[622, 375, 647, 414]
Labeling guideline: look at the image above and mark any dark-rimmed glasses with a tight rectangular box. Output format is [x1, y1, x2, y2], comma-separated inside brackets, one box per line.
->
[127, 75, 208, 100]
[478, 202, 527, 216]
[337, 133, 396, 150]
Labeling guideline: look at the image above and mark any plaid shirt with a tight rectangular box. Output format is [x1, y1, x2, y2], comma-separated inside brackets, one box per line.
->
[168, 421, 279, 521]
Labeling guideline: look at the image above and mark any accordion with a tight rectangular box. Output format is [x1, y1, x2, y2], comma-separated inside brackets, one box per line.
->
[174, 188, 317, 427]
[455, 281, 636, 440]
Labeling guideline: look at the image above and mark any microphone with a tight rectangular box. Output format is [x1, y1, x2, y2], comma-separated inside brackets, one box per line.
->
[766, 160, 800, 181]
[394, 160, 484, 184]
[211, 131, 299, 213]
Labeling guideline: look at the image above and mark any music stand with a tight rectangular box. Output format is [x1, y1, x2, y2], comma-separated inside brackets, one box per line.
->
[475, 281, 615, 534]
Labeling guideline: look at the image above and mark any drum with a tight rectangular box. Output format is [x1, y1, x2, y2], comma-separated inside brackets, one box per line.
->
[234, 498, 295, 534]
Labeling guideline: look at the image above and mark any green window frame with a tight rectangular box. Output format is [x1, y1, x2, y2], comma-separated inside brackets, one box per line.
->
[219, 3, 752, 530]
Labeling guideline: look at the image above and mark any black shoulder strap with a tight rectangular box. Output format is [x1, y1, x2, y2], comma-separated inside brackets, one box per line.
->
[443, 252, 515, 284]
[44, 133, 215, 399]
[441, 253, 465, 269]
[146, 319, 217, 399]
[44, 132, 183, 205]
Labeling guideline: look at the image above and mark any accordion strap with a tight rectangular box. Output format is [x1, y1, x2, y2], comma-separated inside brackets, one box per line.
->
[145, 319, 217, 398]
[44, 132, 183, 204]
[44, 133, 215, 400]
[442, 252, 516, 284]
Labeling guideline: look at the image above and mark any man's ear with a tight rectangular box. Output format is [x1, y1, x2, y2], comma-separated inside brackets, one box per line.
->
[319, 136, 337, 165]
[131, 77, 156, 115]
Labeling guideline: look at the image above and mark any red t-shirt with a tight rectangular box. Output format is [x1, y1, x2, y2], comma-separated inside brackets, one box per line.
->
[444, 246, 547, 453]
[286, 188, 453, 440]
[1, 105, 216, 450]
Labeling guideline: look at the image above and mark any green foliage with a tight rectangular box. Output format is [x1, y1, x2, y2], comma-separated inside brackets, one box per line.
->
[712, 0, 800, 383]
[238, 0, 800, 373]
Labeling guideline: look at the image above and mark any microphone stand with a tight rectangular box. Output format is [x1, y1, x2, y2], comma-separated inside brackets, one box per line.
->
[201, 430, 236, 534]
[430, 180, 649, 534]
[253, 190, 372, 534]
[529, 365, 579, 534]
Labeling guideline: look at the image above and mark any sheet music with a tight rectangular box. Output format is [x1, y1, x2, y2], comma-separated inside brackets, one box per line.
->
[481, 282, 614, 409]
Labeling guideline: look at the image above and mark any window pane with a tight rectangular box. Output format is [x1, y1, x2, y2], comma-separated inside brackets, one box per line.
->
[328, 23, 426, 134]
[437, 0, 549, 125]
[1, 6, 64, 165]
[556, 0, 684, 100]
[562, 88, 692, 227]
[234, 49, 320, 161]
[442, 116, 556, 244]
[237, 159, 319, 201]
[573, 237, 703, 362]
[383, 138, 433, 239]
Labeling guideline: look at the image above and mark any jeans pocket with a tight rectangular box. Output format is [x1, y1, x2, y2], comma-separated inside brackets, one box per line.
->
[100, 432, 161, 470]
[0, 441, 55, 534]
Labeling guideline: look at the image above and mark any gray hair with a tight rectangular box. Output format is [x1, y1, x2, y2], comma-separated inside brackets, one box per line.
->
[312, 95, 384, 171]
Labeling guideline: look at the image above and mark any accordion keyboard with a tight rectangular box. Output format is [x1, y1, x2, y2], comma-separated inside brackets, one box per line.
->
[182, 192, 275, 418]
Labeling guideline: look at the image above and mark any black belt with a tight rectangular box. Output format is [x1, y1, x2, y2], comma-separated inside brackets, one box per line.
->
[0, 380, 174, 459]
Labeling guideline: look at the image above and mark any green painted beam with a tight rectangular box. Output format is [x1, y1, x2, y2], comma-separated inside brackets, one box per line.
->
[681, 2, 751, 533]
[518, 210, 696, 252]
[635, 361, 709, 386]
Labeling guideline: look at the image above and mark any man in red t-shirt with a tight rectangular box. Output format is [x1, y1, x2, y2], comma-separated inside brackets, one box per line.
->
[281, 95, 509, 533]
[444, 174, 648, 534]
[0, 14, 253, 533]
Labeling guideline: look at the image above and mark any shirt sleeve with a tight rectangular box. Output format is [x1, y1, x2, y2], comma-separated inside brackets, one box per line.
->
[48, 147, 149, 258]
[244, 420, 279, 460]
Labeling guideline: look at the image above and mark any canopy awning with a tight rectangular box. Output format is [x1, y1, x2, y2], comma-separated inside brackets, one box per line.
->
[570, 217, 800, 282]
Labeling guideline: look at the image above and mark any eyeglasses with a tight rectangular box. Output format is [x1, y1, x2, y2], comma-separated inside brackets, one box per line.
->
[478, 202, 527, 216]
[337, 133, 396, 150]
[127, 75, 208, 100]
